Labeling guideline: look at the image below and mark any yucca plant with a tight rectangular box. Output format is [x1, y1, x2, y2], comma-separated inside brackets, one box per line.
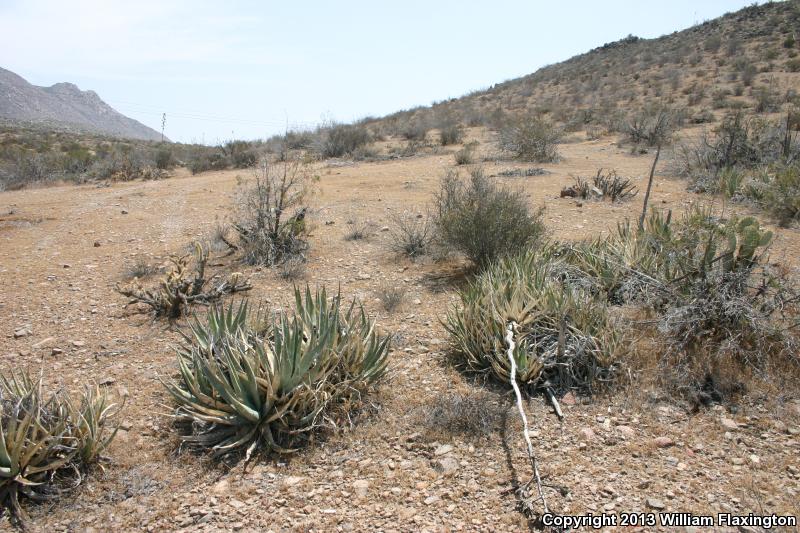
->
[0, 374, 119, 526]
[165, 287, 391, 458]
[445, 251, 620, 393]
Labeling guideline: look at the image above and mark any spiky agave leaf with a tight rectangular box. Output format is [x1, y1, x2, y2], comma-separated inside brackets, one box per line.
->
[166, 286, 391, 458]
[445, 251, 619, 392]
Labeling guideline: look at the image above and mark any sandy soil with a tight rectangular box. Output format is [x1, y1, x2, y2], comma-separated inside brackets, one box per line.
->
[1, 134, 799, 532]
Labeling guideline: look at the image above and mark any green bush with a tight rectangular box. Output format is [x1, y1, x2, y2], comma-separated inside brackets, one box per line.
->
[165, 290, 391, 457]
[434, 169, 546, 269]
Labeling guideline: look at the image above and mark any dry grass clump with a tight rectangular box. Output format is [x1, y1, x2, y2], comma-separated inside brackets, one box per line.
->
[388, 213, 435, 259]
[344, 219, 372, 241]
[439, 124, 465, 146]
[423, 390, 504, 437]
[164, 289, 391, 458]
[376, 284, 406, 313]
[122, 256, 159, 280]
[434, 168, 546, 269]
[0, 374, 120, 526]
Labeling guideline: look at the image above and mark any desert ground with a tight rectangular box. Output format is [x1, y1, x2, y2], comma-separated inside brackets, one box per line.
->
[1, 129, 799, 532]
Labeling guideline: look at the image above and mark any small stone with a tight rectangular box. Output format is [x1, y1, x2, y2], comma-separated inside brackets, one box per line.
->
[561, 392, 576, 406]
[93, 241, 101, 247]
[653, 436, 674, 448]
[731, 457, 745, 465]
[13, 329, 30, 339]
[212, 479, 230, 494]
[99, 377, 116, 386]
[424, 495, 440, 505]
[51, 348, 64, 356]
[434, 457, 459, 476]
[579, 427, 596, 441]
[748, 455, 760, 465]
[71, 340, 86, 348]
[121, 210, 128, 214]
[380, 226, 390, 232]
[434, 444, 453, 456]
[647, 498, 665, 510]
[720, 417, 738, 430]
[353, 479, 369, 498]
[281, 476, 306, 488]
[616, 425, 636, 439]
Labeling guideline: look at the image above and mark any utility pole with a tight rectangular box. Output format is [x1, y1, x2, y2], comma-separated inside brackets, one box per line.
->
[161, 113, 166, 142]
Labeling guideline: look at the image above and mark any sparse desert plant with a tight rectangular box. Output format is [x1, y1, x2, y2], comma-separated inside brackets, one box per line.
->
[117, 243, 251, 318]
[321, 124, 371, 158]
[389, 212, 434, 259]
[278, 256, 307, 280]
[164, 289, 391, 458]
[423, 390, 503, 437]
[445, 250, 620, 392]
[344, 219, 372, 241]
[494, 167, 547, 178]
[435, 168, 546, 269]
[499, 116, 561, 162]
[439, 124, 465, 146]
[233, 157, 311, 266]
[377, 284, 406, 312]
[592, 169, 638, 201]
[760, 164, 800, 226]
[624, 107, 675, 148]
[123, 256, 159, 280]
[453, 142, 477, 165]
[0, 374, 119, 526]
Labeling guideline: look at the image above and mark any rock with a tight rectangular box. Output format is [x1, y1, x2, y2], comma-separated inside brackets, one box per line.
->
[13, 328, 31, 338]
[434, 444, 453, 456]
[434, 457, 459, 476]
[380, 226, 390, 232]
[51, 348, 64, 356]
[99, 377, 116, 386]
[653, 436, 674, 448]
[353, 479, 369, 498]
[281, 476, 306, 488]
[561, 392, 576, 406]
[720, 417, 738, 430]
[731, 457, 745, 465]
[93, 241, 101, 247]
[466, 478, 479, 492]
[749, 454, 760, 465]
[424, 495, 440, 505]
[357, 273, 371, 280]
[647, 498, 665, 510]
[32, 337, 54, 348]
[579, 427, 596, 441]
[71, 340, 86, 348]
[616, 425, 636, 439]
[212, 479, 230, 494]
[121, 210, 128, 214]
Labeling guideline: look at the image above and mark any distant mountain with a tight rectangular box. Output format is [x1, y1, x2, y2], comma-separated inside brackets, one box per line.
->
[0, 67, 163, 141]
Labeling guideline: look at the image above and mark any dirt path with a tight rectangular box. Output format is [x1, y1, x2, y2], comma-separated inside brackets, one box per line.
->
[1, 138, 799, 532]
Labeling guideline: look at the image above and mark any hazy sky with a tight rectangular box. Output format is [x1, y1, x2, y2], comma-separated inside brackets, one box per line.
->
[1, 0, 758, 144]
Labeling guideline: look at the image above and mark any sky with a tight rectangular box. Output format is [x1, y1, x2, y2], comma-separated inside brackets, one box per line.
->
[1, 0, 760, 144]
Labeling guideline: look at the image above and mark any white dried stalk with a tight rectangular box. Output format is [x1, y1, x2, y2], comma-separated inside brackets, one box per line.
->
[505, 321, 549, 514]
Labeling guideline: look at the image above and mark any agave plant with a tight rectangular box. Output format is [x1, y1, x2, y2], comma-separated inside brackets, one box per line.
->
[445, 251, 620, 392]
[0, 374, 119, 525]
[165, 287, 391, 458]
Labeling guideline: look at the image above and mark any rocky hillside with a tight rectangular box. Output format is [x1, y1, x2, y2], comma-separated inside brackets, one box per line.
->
[0, 67, 163, 141]
[373, 1, 800, 132]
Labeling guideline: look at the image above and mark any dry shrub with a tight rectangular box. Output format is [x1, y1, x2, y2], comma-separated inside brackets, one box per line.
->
[499, 116, 561, 162]
[434, 168, 546, 269]
[376, 284, 406, 312]
[233, 157, 311, 266]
